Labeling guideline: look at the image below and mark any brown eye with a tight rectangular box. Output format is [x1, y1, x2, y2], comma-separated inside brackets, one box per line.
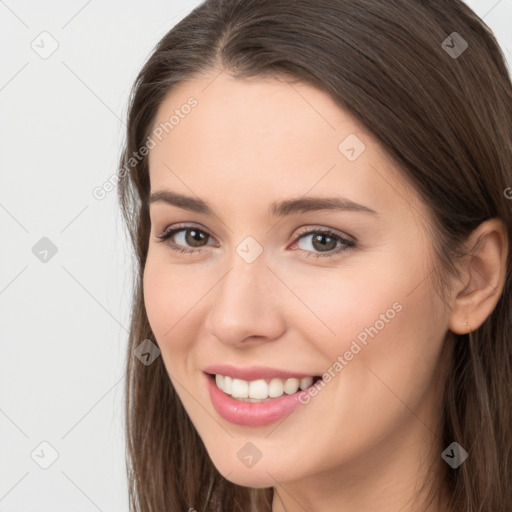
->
[310, 233, 338, 252]
[157, 225, 215, 253]
[293, 228, 355, 259]
[182, 228, 209, 247]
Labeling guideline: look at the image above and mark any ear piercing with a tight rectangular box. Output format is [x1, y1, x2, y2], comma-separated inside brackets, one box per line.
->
[464, 319, 472, 333]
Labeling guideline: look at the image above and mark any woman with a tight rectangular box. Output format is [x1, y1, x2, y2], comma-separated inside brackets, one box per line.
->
[118, 1, 512, 510]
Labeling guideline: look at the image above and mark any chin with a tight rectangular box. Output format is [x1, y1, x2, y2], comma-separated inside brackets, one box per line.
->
[209, 454, 280, 488]
[223, 470, 275, 489]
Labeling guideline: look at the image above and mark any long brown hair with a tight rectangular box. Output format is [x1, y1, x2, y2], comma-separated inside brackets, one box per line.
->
[117, 1, 512, 510]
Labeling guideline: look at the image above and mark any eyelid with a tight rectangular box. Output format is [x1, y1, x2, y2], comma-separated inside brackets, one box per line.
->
[289, 226, 355, 259]
[156, 222, 219, 250]
[156, 223, 355, 257]
[292, 225, 356, 243]
[158, 222, 217, 240]
[158, 223, 354, 242]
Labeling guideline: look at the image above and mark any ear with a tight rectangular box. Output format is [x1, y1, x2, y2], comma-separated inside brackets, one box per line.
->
[449, 218, 508, 335]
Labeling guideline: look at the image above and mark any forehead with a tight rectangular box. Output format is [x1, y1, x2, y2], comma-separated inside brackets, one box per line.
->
[147, 73, 423, 220]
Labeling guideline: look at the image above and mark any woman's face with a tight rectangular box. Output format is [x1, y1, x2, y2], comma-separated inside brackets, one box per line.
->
[144, 73, 453, 494]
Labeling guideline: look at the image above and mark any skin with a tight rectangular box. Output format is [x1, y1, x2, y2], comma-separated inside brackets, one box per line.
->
[143, 71, 508, 512]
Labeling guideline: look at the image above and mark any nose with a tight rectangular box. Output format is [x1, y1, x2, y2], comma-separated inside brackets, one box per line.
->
[204, 250, 286, 347]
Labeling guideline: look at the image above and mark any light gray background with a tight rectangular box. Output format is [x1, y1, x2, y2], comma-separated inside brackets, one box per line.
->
[1, 1, 511, 510]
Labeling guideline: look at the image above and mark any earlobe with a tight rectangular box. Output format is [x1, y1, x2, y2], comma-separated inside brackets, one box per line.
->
[449, 218, 508, 335]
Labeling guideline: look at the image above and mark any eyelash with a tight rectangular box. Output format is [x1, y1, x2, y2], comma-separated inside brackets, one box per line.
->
[156, 223, 355, 259]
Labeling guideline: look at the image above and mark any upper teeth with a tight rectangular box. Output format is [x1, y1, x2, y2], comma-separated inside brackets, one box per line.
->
[215, 374, 315, 399]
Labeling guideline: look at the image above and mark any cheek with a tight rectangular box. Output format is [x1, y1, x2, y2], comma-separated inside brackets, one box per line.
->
[143, 256, 174, 340]
[320, 267, 447, 419]
[142, 252, 215, 353]
[280, 252, 445, 381]
[143, 247, 191, 339]
[274, 260, 408, 355]
[143, 259, 198, 387]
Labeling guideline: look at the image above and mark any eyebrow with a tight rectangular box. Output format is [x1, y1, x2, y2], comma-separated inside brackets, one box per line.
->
[149, 190, 378, 216]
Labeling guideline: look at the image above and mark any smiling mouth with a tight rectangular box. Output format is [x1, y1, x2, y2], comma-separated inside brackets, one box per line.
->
[207, 372, 323, 402]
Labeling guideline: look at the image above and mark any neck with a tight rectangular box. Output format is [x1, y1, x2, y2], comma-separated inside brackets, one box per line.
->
[270, 425, 451, 512]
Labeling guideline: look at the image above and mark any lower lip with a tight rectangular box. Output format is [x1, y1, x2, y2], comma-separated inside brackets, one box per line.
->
[204, 372, 311, 427]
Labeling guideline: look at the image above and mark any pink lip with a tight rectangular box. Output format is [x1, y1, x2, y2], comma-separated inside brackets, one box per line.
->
[203, 372, 310, 427]
[203, 363, 318, 382]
